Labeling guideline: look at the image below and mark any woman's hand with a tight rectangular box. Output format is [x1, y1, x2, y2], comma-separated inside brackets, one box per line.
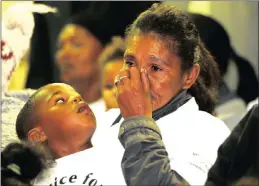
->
[115, 67, 152, 119]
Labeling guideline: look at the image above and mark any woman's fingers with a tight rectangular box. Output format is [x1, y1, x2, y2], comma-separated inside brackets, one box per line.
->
[130, 67, 141, 88]
[141, 68, 151, 94]
[114, 68, 130, 86]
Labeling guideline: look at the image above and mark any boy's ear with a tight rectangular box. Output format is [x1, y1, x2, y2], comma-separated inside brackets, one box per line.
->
[28, 126, 47, 142]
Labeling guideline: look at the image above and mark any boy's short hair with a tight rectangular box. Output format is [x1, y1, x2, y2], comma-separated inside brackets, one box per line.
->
[16, 87, 43, 140]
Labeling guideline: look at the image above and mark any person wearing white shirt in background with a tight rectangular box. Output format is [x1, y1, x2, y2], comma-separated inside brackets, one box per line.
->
[92, 3, 231, 185]
[98, 36, 125, 111]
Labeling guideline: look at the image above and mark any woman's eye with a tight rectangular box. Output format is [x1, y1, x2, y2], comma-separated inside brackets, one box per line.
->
[105, 84, 114, 90]
[55, 98, 65, 104]
[151, 65, 162, 72]
[125, 61, 134, 67]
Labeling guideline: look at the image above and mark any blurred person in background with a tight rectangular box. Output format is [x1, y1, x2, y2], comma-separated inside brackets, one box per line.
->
[188, 13, 258, 104]
[188, 13, 259, 129]
[98, 36, 125, 111]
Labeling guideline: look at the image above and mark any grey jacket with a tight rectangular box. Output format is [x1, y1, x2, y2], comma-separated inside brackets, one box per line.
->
[118, 116, 189, 186]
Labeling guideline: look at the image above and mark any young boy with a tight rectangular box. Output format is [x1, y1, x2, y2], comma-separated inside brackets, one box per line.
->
[16, 83, 125, 185]
[16, 83, 96, 159]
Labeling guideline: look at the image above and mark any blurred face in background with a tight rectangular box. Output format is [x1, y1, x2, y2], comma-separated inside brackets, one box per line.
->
[56, 24, 103, 85]
[102, 59, 124, 111]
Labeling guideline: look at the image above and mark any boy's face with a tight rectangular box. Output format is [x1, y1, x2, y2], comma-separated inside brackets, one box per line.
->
[33, 83, 96, 151]
[102, 59, 124, 111]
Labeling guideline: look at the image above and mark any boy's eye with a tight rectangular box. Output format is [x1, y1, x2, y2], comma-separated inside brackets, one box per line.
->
[55, 98, 65, 104]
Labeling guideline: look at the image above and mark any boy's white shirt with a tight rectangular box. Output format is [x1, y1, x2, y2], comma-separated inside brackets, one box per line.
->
[35, 98, 230, 186]
[34, 109, 124, 186]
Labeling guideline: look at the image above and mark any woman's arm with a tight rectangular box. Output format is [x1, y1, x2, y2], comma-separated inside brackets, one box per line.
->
[119, 116, 189, 186]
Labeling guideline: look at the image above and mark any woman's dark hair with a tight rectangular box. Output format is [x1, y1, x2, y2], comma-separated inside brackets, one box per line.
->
[126, 3, 220, 113]
[1, 142, 53, 186]
[98, 36, 125, 69]
[188, 13, 258, 104]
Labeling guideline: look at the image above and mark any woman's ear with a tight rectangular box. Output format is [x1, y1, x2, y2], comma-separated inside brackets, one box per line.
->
[182, 64, 200, 89]
[28, 126, 47, 142]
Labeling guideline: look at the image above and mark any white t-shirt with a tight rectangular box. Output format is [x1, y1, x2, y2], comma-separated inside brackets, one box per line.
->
[34, 146, 126, 186]
[34, 109, 125, 186]
[89, 99, 106, 116]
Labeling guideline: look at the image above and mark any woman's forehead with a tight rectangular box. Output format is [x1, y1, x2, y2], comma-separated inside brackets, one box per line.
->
[126, 33, 168, 51]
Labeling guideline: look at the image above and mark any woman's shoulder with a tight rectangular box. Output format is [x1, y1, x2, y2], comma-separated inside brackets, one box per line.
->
[187, 109, 230, 135]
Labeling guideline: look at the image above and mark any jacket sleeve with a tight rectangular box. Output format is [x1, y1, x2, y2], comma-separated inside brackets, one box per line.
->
[205, 104, 259, 186]
[118, 116, 189, 186]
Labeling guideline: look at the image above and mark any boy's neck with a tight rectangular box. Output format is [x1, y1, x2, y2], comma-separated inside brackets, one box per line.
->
[53, 141, 93, 159]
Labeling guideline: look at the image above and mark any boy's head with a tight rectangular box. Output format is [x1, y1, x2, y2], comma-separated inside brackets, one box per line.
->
[16, 83, 96, 157]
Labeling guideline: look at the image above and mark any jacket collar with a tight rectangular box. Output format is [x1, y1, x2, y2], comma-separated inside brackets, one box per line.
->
[111, 90, 193, 126]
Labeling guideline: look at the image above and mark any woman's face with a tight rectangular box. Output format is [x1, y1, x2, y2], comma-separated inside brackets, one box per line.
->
[124, 33, 189, 111]
[56, 24, 103, 85]
[102, 59, 124, 110]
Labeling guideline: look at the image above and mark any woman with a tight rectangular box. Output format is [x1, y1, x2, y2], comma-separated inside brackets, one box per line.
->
[99, 36, 125, 111]
[108, 3, 231, 185]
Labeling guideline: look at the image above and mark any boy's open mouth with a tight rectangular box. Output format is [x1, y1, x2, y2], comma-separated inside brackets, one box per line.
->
[77, 103, 91, 115]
